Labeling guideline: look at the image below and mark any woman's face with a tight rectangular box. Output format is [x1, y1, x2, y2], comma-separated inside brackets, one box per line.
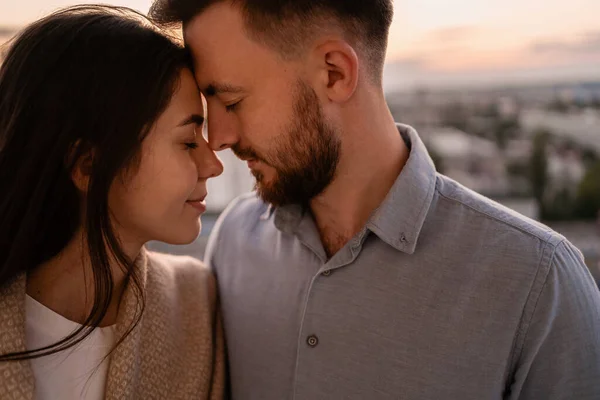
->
[109, 68, 223, 247]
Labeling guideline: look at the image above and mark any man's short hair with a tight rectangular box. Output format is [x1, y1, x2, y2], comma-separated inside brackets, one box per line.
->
[149, 0, 394, 85]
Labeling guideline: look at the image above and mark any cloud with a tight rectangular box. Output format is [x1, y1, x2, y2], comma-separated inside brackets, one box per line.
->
[382, 29, 600, 91]
[427, 26, 480, 43]
[384, 62, 600, 92]
[388, 57, 427, 70]
[0, 26, 16, 36]
[531, 31, 600, 55]
[384, 57, 430, 76]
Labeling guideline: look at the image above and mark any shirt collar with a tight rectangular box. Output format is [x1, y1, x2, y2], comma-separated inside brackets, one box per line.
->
[367, 124, 437, 254]
[273, 124, 437, 254]
[273, 203, 303, 235]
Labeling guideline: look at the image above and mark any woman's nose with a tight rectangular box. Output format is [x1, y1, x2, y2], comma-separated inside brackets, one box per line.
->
[195, 139, 224, 180]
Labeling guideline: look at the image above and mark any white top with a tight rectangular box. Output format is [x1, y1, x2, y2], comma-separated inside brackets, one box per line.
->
[25, 295, 116, 400]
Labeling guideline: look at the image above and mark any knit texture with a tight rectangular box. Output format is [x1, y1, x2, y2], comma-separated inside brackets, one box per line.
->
[0, 249, 225, 399]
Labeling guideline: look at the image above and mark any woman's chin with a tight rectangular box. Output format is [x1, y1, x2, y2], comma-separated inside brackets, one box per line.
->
[156, 221, 202, 246]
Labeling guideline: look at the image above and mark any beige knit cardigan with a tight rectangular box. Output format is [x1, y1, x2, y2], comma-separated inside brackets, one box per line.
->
[0, 249, 225, 399]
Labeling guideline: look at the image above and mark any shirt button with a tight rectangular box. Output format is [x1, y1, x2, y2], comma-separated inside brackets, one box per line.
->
[321, 270, 332, 277]
[307, 335, 319, 348]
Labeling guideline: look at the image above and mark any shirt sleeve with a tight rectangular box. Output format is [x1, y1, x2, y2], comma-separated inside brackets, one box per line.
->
[508, 240, 600, 400]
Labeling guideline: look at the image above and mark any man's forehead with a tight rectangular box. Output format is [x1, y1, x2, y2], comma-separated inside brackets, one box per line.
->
[182, 3, 293, 95]
[182, 4, 257, 76]
[183, 2, 244, 40]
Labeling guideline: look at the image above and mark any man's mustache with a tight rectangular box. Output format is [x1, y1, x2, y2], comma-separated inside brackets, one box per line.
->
[231, 144, 261, 162]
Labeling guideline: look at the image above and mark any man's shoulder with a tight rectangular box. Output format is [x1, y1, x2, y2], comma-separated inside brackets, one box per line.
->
[215, 191, 269, 231]
[205, 192, 272, 264]
[433, 174, 565, 248]
[224, 191, 269, 217]
[207, 191, 272, 253]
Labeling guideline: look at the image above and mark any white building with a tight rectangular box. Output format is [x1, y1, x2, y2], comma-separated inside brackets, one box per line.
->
[426, 127, 509, 196]
[520, 109, 600, 153]
[520, 108, 596, 199]
[546, 148, 586, 199]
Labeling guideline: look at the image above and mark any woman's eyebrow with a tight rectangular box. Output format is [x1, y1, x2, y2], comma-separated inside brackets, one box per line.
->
[178, 114, 205, 127]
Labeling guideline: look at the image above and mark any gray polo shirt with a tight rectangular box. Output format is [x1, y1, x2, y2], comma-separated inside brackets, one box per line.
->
[205, 124, 600, 400]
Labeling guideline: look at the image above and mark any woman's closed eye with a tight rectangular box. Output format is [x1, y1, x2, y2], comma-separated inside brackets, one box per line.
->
[225, 100, 241, 113]
[183, 124, 202, 150]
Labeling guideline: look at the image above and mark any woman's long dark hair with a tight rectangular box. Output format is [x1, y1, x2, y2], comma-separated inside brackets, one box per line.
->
[0, 5, 190, 361]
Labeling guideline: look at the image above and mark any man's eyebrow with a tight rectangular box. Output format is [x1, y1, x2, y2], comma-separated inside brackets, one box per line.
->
[203, 82, 245, 97]
[178, 114, 205, 127]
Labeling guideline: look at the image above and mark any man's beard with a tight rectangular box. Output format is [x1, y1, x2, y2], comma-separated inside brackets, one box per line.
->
[232, 81, 341, 207]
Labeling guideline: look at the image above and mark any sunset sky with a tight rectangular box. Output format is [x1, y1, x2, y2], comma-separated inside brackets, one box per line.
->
[1, 0, 599, 89]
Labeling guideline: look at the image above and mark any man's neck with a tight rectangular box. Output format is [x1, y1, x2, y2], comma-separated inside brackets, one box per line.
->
[310, 115, 409, 258]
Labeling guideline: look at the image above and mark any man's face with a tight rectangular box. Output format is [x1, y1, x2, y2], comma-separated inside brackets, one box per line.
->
[184, 2, 341, 206]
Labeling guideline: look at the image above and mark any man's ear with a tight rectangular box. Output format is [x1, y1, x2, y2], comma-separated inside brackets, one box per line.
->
[309, 40, 359, 104]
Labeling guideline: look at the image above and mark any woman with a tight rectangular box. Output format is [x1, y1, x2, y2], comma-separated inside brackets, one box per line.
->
[0, 5, 225, 399]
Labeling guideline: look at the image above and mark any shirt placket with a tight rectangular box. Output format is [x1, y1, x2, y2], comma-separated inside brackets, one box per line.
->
[292, 229, 369, 399]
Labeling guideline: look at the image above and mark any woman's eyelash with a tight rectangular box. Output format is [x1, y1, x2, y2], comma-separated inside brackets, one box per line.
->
[226, 101, 241, 112]
[185, 142, 199, 150]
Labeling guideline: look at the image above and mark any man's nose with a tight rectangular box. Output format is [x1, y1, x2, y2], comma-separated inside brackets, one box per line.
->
[206, 114, 240, 152]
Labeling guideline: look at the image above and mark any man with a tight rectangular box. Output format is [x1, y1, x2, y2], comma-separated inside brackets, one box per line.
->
[150, 1, 600, 399]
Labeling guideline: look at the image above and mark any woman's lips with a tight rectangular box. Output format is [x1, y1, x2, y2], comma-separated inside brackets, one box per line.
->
[186, 199, 206, 213]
